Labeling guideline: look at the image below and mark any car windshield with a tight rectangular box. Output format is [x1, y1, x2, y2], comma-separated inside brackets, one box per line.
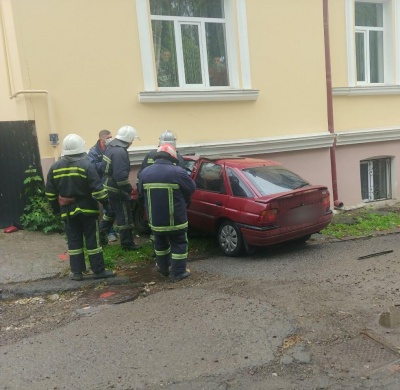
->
[242, 166, 309, 196]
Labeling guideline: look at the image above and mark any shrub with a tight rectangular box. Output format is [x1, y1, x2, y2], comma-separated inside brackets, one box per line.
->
[20, 166, 64, 233]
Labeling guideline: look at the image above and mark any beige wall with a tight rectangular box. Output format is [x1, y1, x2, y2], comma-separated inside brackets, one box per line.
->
[8, 0, 329, 161]
[0, 0, 28, 121]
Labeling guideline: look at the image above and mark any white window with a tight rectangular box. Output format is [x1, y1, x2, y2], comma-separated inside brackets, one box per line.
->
[355, 2, 384, 83]
[345, 0, 399, 87]
[150, 1, 230, 89]
[360, 157, 392, 201]
[135, 0, 258, 102]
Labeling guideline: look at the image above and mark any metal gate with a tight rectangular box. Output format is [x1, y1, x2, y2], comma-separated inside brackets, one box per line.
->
[0, 121, 42, 228]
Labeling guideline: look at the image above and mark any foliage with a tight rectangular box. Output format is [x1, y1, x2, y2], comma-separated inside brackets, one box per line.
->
[20, 166, 63, 233]
[96, 240, 154, 270]
[322, 211, 400, 239]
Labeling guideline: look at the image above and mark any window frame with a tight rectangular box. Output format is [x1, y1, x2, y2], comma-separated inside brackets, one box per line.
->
[346, 0, 399, 87]
[360, 157, 392, 201]
[135, 0, 259, 103]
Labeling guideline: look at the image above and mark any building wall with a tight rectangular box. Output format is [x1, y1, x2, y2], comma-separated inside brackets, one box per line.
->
[3, 0, 400, 210]
[8, 0, 329, 158]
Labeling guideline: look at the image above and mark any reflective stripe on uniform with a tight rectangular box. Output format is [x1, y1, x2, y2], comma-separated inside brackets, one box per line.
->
[69, 248, 84, 255]
[61, 208, 99, 218]
[149, 221, 188, 232]
[92, 189, 108, 200]
[52, 167, 87, 179]
[45, 192, 57, 200]
[172, 252, 188, 260]
[143, 183, 179, 228]
[155, 247, 171, 256]
[87, 247, 103, 255]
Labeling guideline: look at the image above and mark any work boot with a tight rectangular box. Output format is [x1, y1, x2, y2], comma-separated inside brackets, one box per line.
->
[93, 269, 116, 279]
[122, 243, 142, 251]
[155, 265, 170, 277]
[69, 272, 83, 281]
[171, 270, 191, 283]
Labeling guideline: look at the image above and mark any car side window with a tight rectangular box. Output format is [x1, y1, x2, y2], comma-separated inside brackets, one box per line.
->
[196, 162, 225, 193]
[227, 168, 252, 198]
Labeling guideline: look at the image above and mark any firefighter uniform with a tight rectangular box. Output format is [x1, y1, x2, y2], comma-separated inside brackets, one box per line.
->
[45, 149, 109, 277]
[138, 150, 196, 280]
[100, 138, 140, 250]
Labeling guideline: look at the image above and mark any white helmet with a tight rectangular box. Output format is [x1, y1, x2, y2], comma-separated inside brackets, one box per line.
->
[62, 134, 86, 156]
[159, 130, 177, 147]
[116, 125, 140, 143]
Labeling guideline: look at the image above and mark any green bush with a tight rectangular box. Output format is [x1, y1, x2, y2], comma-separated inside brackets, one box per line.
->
[20, 166, 64, 233]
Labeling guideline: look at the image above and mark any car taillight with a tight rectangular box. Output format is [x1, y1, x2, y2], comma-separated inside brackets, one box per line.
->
[258, 208, 278, 224]
[321, 191, 330, 212]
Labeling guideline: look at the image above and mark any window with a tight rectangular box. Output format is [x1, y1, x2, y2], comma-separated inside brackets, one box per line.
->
[360, 158, 392, 201]
[345, 0, 398, 87]
[150, 0, 229, 88]
[196, 162, 225, 193]
[242, 166, 309, 196]
[355, 2, 384, 83]
[136, 0, 258, 102]
[227, 168, 252, 197]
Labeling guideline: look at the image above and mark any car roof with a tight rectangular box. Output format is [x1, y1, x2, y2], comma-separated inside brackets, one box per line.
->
[183, 154, 282, 168]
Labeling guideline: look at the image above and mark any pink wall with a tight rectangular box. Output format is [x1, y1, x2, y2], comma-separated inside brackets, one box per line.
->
[335, 141, 399, 207]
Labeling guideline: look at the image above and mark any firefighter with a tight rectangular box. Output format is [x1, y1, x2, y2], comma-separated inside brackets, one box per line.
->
[138, 144, 196, 282]
[137, 130, 185, 177]
[45, 134, 115, 281]
[136, 130, 186, 256]
[88, 129, 118, 242]
[100, 125, 141, 251]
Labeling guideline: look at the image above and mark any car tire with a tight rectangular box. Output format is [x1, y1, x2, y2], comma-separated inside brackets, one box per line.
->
[218, 221, 244, 257]
[133, 203, 151, 235]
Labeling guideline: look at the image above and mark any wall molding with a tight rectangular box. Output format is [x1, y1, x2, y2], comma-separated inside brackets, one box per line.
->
[336, 127, 400, 145]
[138, 89, 260, 103]
[333, 85, 400, 96]
[128, 132, 335, 165]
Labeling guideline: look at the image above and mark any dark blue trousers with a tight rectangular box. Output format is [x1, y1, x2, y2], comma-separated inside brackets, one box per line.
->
[65, 214, 105, 274]
[153, 229, 188, 277]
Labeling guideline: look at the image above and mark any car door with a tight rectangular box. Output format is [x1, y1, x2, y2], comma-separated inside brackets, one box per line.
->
[187, 161, 230, 232]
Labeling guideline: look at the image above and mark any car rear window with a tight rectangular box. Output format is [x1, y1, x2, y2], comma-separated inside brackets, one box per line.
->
[242, 166, 309, 196]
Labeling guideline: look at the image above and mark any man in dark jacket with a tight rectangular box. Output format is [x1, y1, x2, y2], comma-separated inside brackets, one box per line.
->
[45, 134, 115, 281]
[88, 129, 117, 242]
[88, 129, 112, 176]
[138, 144, 196, 282]
[100, 125, 141, 251]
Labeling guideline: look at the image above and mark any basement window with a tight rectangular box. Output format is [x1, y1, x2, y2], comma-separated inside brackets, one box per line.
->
[360, 157, 392, 201]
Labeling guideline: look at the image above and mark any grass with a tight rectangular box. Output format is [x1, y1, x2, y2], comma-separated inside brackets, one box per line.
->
[98, 234, 218, 270]
[322, 210, 400, 239]
[102, 240, 154, 269]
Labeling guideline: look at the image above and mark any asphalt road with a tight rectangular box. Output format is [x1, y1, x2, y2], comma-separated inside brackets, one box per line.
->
[2, 233, 400, 389]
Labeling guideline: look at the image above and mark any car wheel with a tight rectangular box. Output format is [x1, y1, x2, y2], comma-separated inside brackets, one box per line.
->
[133, 203, 151, 235]
[218, 221, 244, 257]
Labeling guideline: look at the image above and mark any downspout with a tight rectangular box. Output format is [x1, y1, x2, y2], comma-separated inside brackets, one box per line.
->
[323, 0, 344, 209]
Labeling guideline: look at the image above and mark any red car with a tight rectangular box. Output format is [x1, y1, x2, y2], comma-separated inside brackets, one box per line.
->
[132, 155, 333, 257]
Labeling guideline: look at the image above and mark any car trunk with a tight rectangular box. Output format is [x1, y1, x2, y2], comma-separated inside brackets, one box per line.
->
[256, 186, 330, 229]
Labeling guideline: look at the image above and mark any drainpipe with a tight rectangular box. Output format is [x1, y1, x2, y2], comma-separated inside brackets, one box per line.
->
[10, 90, 59, 161]
[323, 0, 343, 209]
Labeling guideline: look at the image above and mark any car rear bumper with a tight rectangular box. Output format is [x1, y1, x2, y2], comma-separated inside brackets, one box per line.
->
[240, 215, 332, 247]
